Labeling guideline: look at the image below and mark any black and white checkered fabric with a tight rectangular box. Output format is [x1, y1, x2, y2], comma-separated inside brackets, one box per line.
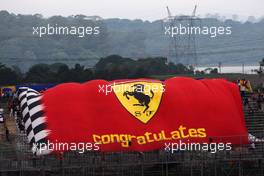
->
[18, 87, 51, 155]
[0, 112, 4, 123]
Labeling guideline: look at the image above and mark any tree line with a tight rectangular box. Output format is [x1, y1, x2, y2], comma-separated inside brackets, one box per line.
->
[0, 55, 194, 85]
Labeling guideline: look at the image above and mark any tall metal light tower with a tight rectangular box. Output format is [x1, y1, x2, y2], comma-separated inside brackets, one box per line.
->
[164, 5, 200, 67]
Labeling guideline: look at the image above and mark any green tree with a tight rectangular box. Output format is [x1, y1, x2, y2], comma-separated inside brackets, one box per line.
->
[0, 63, 21, 84]
[25, 64, 56, 83]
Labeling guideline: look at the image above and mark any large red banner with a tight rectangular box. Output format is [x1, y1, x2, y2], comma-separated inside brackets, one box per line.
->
[39, 77, 248, 153]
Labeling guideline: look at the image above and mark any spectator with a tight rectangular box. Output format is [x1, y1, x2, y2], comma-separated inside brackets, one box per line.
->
[239, 79, 246, 98]
[257, 90, 263, 112]
[247, 96, 255, 114]
[244, 97, 249, 109]
[12, 97, 20, 118]
[5, 127, 10, 142]
[7, 98, 13, 116]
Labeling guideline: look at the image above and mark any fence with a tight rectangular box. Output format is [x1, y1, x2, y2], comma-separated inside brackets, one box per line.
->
[0, 93, 264, 176]
[0, 133, 264, 176]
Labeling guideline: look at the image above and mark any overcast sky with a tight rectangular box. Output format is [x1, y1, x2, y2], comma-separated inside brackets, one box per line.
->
[1, 0, 264, 21]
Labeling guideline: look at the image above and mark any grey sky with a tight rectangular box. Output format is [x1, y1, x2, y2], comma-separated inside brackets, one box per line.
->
[1, 0, 263, 21]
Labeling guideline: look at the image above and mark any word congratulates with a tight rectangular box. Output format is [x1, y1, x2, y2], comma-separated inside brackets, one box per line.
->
[93, 125, 206, 147]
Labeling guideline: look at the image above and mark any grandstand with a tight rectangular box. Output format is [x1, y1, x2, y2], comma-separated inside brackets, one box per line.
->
[0, 93, 264, 176]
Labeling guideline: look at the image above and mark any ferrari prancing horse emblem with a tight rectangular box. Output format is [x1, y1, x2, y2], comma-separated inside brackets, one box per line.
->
[112, 81, 164, 123]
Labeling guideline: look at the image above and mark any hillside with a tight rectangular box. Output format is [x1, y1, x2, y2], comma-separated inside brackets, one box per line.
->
[0, 10, 264, 71]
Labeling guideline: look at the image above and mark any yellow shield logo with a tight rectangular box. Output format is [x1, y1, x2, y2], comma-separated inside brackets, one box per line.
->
[112, 81, 164, 124]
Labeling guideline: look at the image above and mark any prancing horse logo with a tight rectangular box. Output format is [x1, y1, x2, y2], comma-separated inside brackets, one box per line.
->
[112, 81, 163, 123]
[123, 84, 154, 113]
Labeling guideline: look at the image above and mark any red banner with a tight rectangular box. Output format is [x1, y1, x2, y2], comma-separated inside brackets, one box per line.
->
[41, 77, 248, 153]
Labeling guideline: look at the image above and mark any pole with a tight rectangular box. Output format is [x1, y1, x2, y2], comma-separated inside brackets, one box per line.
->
[218, 62, 222, 74]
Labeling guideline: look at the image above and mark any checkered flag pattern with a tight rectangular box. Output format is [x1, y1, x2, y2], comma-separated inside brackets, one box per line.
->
[0, 113, 3, 123]
[18, 87, 51, 155]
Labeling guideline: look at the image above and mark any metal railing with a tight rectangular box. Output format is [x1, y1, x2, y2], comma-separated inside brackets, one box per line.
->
[0, 133, 264, 176]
